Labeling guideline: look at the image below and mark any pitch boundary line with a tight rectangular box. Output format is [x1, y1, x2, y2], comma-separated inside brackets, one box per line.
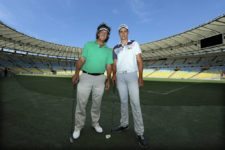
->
[146, 85, 191, 95]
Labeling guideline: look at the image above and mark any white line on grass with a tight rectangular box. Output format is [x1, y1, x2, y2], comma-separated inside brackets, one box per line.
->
[147, 85, 191, 95]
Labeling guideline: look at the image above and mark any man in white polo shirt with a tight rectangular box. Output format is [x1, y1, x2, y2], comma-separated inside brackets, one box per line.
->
[112, 24, 148, 148]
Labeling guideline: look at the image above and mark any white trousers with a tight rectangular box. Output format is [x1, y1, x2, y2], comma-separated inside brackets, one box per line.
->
[117, 72, 144, 135]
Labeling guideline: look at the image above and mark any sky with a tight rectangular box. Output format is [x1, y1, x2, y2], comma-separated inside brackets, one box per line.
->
[0, 0, 225, 48]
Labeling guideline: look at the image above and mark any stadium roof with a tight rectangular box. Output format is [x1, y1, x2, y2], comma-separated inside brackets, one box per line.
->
[0, 21, 81, 59]
[141, 14, 225, 60]
[1, 14, 225, 60]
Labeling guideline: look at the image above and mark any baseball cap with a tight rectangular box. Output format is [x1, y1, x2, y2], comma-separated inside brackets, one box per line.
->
[118, 24, 128, 31]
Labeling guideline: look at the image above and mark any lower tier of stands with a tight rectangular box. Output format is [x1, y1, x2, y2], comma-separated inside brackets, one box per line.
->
[143, 67, 225, 80]
[1, 51, 225, 80]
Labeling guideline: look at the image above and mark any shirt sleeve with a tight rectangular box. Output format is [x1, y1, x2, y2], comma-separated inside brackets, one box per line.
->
[81, 43, 88, 59]
[133, 41, 142, 55]
[113, 48, 117, 60]
[107, 48, 113, 64]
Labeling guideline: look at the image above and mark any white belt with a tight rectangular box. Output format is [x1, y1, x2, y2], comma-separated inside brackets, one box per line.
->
[117, 70, 136, 74]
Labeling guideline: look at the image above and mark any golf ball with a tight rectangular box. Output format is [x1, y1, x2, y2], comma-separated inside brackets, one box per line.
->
[105, 134, 111, 139]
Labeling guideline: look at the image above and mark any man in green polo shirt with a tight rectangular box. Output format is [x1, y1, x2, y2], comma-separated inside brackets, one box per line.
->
[71, 23, 113, 140]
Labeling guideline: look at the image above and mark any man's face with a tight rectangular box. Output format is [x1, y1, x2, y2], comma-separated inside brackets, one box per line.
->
[119, 28, 128, 40]
[98, 30, 108, 41]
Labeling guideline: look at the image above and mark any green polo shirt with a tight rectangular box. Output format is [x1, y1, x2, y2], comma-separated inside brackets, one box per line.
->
[81, 41, 113, 73]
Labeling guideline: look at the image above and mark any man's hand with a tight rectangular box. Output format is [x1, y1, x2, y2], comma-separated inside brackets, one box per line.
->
[136, 53, 143, 87]
[72, 57, 85, 87]
[112, 75, 116, 86]
[138, 77, 144, 87]
[72, 73, 79, 86]
[105, 79, 110, 90]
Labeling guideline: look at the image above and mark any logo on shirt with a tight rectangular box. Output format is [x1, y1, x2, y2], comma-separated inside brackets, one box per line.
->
[127, 45, 132, 50]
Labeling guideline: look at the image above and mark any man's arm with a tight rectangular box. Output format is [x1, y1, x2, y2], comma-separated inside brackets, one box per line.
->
[72, 57, 85, 86]
[105, 64, 112, 90]
[112, 59, 117, 85]
[136, 53, 144, 87]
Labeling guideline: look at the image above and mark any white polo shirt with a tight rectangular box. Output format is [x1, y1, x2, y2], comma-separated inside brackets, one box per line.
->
[113, 40, 141, 73]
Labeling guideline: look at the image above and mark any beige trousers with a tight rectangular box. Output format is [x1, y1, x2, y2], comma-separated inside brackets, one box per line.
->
[74, 73, 106, 130]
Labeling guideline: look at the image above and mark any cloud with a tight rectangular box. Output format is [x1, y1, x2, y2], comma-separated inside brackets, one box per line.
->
[128, 0, 152, 23]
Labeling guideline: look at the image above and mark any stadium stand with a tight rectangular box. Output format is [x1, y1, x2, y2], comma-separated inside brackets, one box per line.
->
[0, 19, 80, 76]
[0, 51, 75, 76]
[0, 14, 225, 80]
[141, 14, 225, 80]
[142, 53, 225, 80]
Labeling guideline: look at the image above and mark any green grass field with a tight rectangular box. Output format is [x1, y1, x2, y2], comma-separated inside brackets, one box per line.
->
[0, 76, 225, 150]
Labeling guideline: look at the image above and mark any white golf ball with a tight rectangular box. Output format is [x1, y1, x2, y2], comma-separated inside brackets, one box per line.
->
[105, 134, 111, 139]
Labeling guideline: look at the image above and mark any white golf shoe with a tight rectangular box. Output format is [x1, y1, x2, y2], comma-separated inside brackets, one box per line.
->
[93, 124, 103, 133]
[72, 129, 80, 139]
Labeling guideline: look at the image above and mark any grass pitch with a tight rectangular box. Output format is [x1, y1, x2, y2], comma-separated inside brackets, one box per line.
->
[0, 76, 224, 150]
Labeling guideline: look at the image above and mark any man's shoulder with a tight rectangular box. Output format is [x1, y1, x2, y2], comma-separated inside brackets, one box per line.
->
[107, 47, 113, 50]
[128, 40, 139, 46]
[128, 40, 135, 44]
[113, 40, 139, 49]
[113, 44, 122, 50]
[85, 41, 95, 46]
[105, 47, 113, 53]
